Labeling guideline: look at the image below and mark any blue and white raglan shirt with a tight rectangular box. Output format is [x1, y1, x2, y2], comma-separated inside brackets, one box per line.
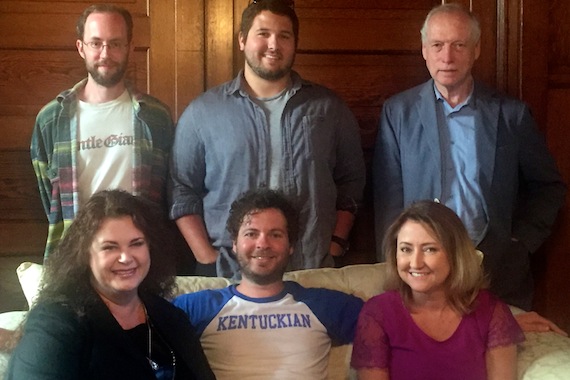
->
[173, 281, 364, 380]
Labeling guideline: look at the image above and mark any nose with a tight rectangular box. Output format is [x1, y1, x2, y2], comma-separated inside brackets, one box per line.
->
[118, 250, 133, 264]
[267, 34, 278, 50]
[440, 44, 454, 63]
[256, 234, 270, 249]
[409, 250, 424, 269]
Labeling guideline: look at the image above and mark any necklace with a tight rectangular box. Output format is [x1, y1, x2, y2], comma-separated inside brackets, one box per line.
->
[142, 304, 177, 379]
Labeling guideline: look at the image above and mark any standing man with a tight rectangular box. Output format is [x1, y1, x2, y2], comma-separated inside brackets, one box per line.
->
[32, 4, 174, 259]
[173, 189, 363, 379]
[169, 0, 365, 278]
[373, 4, 566, 310]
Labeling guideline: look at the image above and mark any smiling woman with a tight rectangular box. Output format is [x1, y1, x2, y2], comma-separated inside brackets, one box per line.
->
[351, 201, 525, 380]
[5, 190, 215, 380]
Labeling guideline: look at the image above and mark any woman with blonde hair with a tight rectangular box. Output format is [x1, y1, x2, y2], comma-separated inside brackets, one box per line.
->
[351, 201, 524, 380]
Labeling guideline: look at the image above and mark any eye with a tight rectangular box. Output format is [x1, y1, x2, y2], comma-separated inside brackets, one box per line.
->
[453, 42, 466, 50]
[101, 244, 117, 252]
[131, 239, 146, 248]
[399, 246, 412, 254]
[109, 41, 122, 49]
[244, 231, 257, 238]
[89, 41, 103, 49]
[270, 231, 285, 239]
[423, 246, 440, 255]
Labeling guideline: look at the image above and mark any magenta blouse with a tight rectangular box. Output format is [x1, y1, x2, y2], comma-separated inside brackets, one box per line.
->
[351, 289, 524, 380]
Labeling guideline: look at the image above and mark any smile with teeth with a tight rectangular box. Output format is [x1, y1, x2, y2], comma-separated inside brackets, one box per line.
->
[410, 272, 429, 277]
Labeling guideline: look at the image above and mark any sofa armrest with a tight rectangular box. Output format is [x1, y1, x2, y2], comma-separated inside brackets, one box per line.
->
[518, 331, 570, 380]
[0, 311, 27, 379]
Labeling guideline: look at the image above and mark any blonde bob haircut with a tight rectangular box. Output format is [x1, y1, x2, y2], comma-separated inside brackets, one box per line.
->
[382, 200, 488, 314]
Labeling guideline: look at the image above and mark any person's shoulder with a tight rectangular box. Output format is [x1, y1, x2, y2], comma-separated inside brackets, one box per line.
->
[366, 289, 399, 304]
[474, 81, 527, 109]
[173, 286, 233, 307]
[284, 281, 363, 305]
[26, 301, 84, 332]
[384, 81, 430, 106]
[136, 93, 173, 116]
[295, 75, 345, 102]
[35, 94, 67, 125]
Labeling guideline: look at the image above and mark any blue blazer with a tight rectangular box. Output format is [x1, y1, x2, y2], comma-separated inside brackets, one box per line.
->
[373, 79, 566, 309]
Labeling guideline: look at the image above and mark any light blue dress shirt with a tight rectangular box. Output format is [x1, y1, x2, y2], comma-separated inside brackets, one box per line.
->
[434, 86, 488, 244]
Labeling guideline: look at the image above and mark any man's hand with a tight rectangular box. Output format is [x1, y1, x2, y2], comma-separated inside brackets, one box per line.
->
[515, 311, 568, 336]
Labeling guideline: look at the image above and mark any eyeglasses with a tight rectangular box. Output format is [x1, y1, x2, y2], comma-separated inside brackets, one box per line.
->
[82, 40, 129, 52]
[251, 0, 295, 8]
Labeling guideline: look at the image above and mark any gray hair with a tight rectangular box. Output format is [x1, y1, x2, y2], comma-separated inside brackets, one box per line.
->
[420, 3, 481, 44]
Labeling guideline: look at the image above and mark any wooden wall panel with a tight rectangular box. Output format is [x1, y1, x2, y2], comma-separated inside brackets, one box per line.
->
[0, 0, 568, 329]
[175, 0, 206, 118]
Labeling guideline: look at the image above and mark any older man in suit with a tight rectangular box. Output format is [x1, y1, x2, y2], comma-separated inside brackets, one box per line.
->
[373, 3, 566, 310]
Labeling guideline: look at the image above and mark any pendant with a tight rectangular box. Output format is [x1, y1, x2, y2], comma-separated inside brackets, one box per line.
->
[148, 357, 159, 371]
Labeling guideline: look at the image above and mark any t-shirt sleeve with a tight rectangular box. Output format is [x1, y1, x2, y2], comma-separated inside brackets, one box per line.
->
[350, 296, 390, 369]
[172, 288, 234, 336]
[487, 296, 525, 349]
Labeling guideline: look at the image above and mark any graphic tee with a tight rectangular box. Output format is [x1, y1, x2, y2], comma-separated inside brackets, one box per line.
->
[77, 90, 133, 204]
[173, 281, 363, 380]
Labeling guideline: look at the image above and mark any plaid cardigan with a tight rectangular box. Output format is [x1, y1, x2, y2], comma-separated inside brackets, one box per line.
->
[31, 79, 174, 258]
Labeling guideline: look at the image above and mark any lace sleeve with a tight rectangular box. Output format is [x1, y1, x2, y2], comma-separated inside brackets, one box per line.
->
[487, 298, 525, 349]
[350, 299, 389, 369]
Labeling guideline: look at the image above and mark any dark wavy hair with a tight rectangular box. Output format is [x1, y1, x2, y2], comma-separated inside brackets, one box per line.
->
[240, 0, 299, 47]
[76, 4, 134, 42]
[37, 190, 176, 311]
[383, 201, 488, 314]
[227, 188, 299, 246]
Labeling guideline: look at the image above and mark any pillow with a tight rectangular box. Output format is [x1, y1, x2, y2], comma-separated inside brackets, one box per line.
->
[283, 263, 387, 301]
[16, 262, 44, 309]
[174, 276, 231, 296]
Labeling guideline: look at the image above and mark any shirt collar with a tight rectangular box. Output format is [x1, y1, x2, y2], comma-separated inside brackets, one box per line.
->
[433, 83, 475, 112]
[226, 70, 311, 97]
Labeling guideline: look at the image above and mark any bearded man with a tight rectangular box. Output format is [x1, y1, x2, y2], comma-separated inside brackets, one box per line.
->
[173, 189, 363, 379]
[169, 0, 365, 279]
[31, 4, 174, 259]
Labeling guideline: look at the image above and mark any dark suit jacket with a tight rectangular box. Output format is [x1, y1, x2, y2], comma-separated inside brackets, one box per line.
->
[373, 79, 566, 309]
[7, 291, 216, 380]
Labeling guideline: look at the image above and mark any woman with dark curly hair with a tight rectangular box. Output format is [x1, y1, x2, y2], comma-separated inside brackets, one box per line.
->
[7, 190, 215, 380]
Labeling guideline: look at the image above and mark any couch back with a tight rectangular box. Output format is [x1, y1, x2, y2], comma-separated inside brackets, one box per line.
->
[17, 262, 389, 380]
[174, 263, 388, 301]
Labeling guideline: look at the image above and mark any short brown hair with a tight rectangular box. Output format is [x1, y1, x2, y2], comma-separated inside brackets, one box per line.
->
[76, 4, 134, 42]
[240, 0, 299, 46]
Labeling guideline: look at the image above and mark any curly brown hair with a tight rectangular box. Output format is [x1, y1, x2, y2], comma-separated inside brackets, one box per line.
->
[37, 190, 177, 311]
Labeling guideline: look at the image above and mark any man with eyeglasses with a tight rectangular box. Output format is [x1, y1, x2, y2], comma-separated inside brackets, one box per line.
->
[31, 4, 174, 259]
[169, 0, 366, 279]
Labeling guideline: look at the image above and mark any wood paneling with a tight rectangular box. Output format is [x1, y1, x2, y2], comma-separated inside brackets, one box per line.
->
[0, 0, 569, 330]
[0, 1, 153, 257]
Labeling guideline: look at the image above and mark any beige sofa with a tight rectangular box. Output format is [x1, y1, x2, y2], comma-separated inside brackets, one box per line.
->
[1, 262, 570, 379]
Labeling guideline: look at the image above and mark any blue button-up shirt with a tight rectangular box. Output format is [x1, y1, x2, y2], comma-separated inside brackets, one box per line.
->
[169, 71, 365, 278]
[435, 86, 488, 244]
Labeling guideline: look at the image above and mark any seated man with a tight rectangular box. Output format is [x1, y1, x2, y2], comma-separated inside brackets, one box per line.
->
[173, 189, 364, 379]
